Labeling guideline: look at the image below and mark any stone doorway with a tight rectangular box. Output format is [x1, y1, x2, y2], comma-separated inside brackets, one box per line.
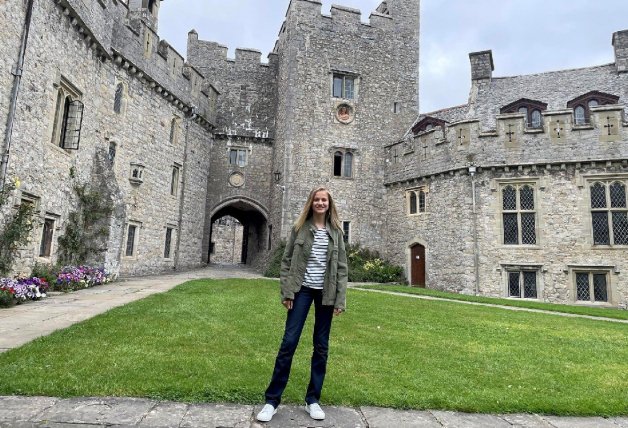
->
[410, 243, 426, 287]
[205, 197, 269, 268]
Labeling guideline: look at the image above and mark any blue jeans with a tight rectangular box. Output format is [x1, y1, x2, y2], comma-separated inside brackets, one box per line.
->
[264, 286, 334, 407]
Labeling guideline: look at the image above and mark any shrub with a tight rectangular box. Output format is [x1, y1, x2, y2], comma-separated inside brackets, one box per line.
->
[53, 266, 111, 292]
[263, 240, 286, 278]
[347, 243, 405, 283]
[31, 262, 60, 290]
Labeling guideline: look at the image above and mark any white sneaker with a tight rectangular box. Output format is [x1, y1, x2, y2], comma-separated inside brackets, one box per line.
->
[305, 402, 325, 420]
[256, 404, 277, 422]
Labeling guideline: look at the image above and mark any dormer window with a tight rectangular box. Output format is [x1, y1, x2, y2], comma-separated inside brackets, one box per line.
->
[412, 116, 447, 135]
[567, 91, 619, 126]
[500, 98, 547, 129]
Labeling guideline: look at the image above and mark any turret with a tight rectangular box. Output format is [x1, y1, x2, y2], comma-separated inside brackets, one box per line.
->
[128, 0, 161, 31]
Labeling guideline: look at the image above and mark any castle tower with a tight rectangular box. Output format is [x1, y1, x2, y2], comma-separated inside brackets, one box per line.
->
[272, 0, 420, 252]
[128, 0, 161, 31]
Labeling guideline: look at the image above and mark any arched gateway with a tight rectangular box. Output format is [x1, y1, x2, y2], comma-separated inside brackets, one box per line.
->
[205, 196, 270, 267]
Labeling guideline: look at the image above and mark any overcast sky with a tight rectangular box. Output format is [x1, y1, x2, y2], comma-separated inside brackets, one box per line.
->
[158, 0, 628, 114]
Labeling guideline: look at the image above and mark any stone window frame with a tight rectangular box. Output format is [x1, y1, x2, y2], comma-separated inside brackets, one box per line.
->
[169, 115, 181, 144]
[113, 81, 127, 115]
[129, 162, 145, 185]
[587, 176, 628, 247]
[406, 186, 428, 215]
[331, 70, 359, 101]
[332, 149, 354, 179]
[124, 220, 142, 259]
[505, 267, 540, 299]
[50, 76, 84, 150]
[342, 221, 351, 244]
[228, 147, 248, 167]
[411, 116, 447, 135]
[496, 179, 540, 247]
[500, 98, 547, 130]
[163, 224, 177, 260]
[566, 265, 617, 305]
[170, 163, 181, 197]
[567, 91, 619, 126]
[38, 213, 60, 259]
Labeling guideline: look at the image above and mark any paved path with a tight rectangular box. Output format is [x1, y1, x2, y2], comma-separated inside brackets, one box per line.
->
[1, 265, 626, 427]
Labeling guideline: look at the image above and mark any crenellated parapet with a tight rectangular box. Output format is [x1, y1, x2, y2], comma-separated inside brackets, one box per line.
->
[50, 0, 217, 126]
[385, 105, 628, 186]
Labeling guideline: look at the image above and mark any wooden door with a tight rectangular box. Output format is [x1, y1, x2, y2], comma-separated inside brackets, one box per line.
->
[410, 244, 425, 287]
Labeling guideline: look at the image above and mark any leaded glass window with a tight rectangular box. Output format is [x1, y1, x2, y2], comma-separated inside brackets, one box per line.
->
[333, 149, 353, 178]
[531, 110, 542, 128]
[502, 184, 537, 245]
[164, 227, 173, 259]
[508, 270, 538, 299]
[229, 148, 247, 167]
[407, 187, 427, 215]
[590, 180, 628, 246]
[574, 105, 586, 125]
[575, 271, 609, 302]
[125, 224, 137, 257]
[114, 83, 123, 114]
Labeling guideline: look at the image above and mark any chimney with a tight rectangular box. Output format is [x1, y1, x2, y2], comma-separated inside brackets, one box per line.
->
[469, 50, 494, 81]
[612, 30, 628, 73]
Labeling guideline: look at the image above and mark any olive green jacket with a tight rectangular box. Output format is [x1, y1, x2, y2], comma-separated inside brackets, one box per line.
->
[280, 219, 348, 310]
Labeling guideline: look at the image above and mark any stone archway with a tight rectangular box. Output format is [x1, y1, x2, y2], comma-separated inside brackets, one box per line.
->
[204, 196, 270, 268]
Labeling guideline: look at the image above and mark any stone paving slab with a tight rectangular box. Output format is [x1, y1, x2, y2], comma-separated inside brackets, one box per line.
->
[252, 404, 365, 428]
[431, 410, 512, 427]
[361, 406, 441, 427]
[137, 401, 188, 427]
[542, 415, 622, 427]
[0, 396, 59, 423]
[501, 413, 554, 427]
[36, 397, 156, 426]
[180, 403, 253, 428]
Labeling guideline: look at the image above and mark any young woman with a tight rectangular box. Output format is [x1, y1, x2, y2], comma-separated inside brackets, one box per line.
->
[257, 186, 348, 422]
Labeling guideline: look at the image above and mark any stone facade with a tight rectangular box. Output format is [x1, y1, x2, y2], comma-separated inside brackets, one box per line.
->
[1, 0, 626, 308]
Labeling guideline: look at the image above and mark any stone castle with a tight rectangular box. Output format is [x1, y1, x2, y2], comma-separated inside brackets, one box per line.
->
[1, 0, 626, 308]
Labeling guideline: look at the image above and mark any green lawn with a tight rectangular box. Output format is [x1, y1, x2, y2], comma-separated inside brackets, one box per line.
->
[356, 284, 628, 320]
[0, 279, 626, 416]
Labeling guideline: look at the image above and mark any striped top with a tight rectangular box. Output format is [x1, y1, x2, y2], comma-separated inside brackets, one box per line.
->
[302, 228, 329, 289]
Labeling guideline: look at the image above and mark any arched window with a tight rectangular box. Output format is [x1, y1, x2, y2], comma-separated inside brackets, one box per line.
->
[169, 117, 180, 144]
[407, 187, 427, 215]
[588, 99, 599, 108]
[51, 83, 83, 150]
[499, 98, 547, 129]
[409, 192, 417, 214]
[333, 149, 353, 178]
[418, 189, 426, 212]
[574, 106, 586, 125]
[114, 83, 124, 114]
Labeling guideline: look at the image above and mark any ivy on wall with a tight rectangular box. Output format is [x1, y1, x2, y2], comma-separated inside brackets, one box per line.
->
[0, 179, 35, 276]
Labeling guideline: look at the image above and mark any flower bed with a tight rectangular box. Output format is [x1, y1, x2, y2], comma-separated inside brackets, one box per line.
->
[54, 266, 111, 292]
[0, 277, 49, 307]
[0, 265, 112, 308]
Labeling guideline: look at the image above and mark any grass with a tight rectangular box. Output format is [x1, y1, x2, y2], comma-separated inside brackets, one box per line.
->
[0, 278, 626, 416]
[356, 284, 628, 321]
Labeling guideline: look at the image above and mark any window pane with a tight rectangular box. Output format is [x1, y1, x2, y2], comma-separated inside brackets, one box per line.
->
[418, 190, 426, 213]
[518, 106, 528, 114]
[342, 221, 350, 243]
[588, 99, 599, 108]
[344, 77, 354, 99]
[171, 167, 179, 196]
[62, 100, 84, 150]
[126, 225, 136, 257]
[574, 106, 586, 125]
[592, 212, 610, 245]
[590, 183, 606, 208]
[333, 152, 343, 176]
[114, 83, 123, 113]
[531, 110, 541, 128]
[508, 272, 520, 297]
[521, 213, 536, 245]
[343, 152, 353, 177]
[523, 271, 537, 298]
[520, 185, 534, 210]
[592, 274, 607, 302]
[333, 76, 343, 97]
[39, 219, 54, 257]
[409, 192, 417, 214]
[503, 213, 519, 244]
[575, 273, 590, 301]
[609, 182, 626, 208]
[237, 150, 246, 167]
[612, 211, 628, 245]
[502, 186, 516, 210]
[164, 228, 172, 258]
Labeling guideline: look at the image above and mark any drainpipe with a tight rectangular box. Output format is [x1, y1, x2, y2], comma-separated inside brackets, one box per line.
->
[1, 0, 35, 190]
[469, 165, 480, 295]
[173, 107, 196, 270]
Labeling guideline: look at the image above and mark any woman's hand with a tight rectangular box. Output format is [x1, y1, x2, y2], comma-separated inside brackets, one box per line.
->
[282, 299, 293, 310]
[334, 308, 343, 316]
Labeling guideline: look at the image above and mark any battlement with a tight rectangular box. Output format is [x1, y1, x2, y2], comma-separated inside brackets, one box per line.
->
[52, 0, 217, 126]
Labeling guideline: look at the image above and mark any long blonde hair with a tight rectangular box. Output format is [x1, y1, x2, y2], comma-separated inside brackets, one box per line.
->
[294, 186, 342, 232]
